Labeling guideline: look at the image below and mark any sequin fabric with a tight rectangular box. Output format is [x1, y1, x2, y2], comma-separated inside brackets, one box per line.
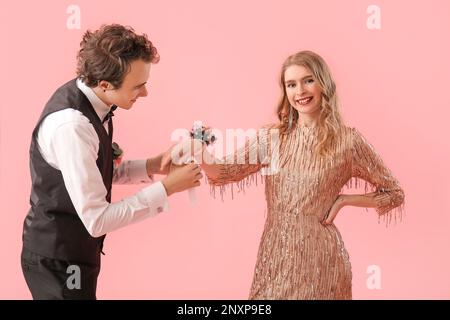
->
[206, 125, 405, 300]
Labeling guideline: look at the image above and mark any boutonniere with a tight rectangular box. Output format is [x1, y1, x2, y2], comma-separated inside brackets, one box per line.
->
[112, 142, 124, 166]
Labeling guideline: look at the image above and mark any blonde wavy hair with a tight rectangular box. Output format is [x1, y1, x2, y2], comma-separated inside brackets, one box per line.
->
[276, 51, 344, 155]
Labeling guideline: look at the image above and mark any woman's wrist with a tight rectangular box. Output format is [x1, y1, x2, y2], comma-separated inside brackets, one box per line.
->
[146, 156, 160, 176]
[337, 194, 349, 208]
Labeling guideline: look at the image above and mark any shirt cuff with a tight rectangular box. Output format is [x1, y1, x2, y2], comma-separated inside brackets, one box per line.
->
[128, 159, 153, 183]
[137, 181, 170, 215]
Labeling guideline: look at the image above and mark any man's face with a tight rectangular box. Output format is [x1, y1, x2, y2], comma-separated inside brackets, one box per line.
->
[108, 59, 151, 110]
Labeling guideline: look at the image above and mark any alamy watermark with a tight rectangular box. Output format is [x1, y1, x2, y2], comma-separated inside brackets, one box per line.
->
[66, 264, 81, 290]
[169, 126, 281, 176]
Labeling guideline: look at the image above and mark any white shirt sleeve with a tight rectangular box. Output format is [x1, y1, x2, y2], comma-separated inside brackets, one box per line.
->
[113, 159, 153, 184]
[37, 110, 169, 238]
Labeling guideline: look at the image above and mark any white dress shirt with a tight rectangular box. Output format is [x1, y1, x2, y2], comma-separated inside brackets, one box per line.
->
[36, 78, 169, 238]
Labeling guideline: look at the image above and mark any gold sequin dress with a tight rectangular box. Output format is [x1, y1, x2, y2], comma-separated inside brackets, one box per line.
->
[206, 125, 404, 300]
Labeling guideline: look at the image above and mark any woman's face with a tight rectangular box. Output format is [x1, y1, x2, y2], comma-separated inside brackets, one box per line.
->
[284, 64, 322, 118]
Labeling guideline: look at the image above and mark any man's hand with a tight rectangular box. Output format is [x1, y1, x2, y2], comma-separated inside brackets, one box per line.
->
[161, 163, 203, 196]
[148, 126, 213, 177]
[160, 138, 205, 169]
[146, 143, 178, 176]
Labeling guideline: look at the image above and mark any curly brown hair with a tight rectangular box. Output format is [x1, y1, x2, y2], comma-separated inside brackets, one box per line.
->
[76, 24, 159, 89]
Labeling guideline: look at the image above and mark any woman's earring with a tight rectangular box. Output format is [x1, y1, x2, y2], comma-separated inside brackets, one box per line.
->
[288, 105, 293, 129]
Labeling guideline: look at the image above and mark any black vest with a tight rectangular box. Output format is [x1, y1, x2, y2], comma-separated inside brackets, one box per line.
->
[22, 78, 113, 265]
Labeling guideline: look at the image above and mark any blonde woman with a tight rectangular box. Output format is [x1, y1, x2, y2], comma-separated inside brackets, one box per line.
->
[199, 51, 405, 299]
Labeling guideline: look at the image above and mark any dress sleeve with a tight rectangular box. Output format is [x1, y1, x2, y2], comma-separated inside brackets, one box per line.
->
[351, 128, 405, 221]
[206, 125, 275, 197]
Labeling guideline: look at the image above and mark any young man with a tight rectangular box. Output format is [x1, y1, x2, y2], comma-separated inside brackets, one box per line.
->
[21, 24, 202, 299]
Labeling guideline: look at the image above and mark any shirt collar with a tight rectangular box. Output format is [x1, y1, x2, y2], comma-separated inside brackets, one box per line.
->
[76, 78, 113, 122]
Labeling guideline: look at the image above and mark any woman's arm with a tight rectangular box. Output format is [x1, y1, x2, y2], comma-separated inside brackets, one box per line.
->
[350, 128, 405, 215]
[322, 193, 380, 225]
[323, 128, 405, 225]
[201, 133, 266, 187]
[200, 161, 222, 181]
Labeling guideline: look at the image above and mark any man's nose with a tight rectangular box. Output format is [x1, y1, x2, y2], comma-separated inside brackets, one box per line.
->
[140, 86, 148, 97]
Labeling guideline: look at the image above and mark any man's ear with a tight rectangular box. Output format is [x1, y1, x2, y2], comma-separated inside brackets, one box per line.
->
[98, 80, 112, 92]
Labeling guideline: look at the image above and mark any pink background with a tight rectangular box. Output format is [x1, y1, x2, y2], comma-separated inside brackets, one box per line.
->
[1, 0, 449, 299]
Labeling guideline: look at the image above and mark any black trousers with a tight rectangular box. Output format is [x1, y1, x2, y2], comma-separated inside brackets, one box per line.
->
[21, 246, 101, 300]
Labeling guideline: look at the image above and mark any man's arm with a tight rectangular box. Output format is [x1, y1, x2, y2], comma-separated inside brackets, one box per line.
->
[39, 113, 169, 238]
